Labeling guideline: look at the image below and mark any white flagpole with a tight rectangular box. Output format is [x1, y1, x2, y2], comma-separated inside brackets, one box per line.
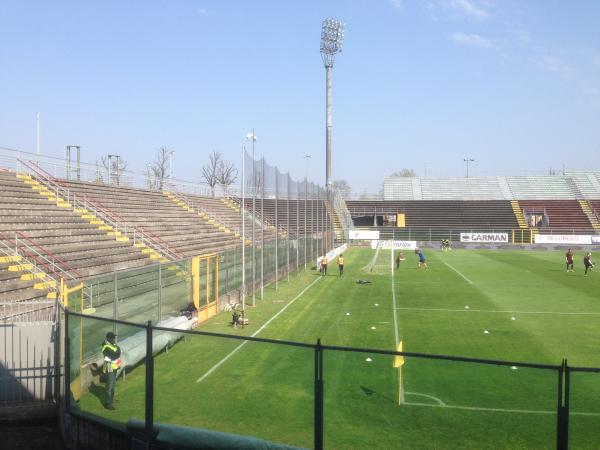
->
[241, 145, 246, 312]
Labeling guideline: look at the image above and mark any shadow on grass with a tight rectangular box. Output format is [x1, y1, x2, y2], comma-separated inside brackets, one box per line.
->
[360, 385, 395, 404]
[88, 382, 106, 407]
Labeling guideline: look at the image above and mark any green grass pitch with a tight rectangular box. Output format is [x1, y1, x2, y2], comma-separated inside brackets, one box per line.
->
[77, 247, 600, 449]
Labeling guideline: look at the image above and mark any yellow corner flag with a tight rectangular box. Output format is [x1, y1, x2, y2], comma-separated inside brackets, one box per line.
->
[393, 341, 405, 368]
[393, 341, 404, 406]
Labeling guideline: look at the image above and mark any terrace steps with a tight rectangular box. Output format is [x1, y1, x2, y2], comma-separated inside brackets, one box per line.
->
[510, 200, 528, 229]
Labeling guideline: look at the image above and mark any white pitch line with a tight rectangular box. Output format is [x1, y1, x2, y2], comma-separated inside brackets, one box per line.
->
[196, 276, 322, 383]
[401, 401, 600, 417]
[443, 261, 474, 285]
[395, 307, 600, 316]
[405, 391, 445, 406]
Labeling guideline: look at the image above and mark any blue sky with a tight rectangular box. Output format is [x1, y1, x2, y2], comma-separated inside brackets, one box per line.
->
[1, 0, 599, 193]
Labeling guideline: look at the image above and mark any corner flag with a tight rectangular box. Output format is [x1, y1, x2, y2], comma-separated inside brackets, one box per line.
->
[393, 341, 405, 406]
[393, 341, 404, 368]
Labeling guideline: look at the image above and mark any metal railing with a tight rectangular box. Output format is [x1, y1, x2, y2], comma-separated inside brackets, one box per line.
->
[80, 195, 183, 261]
[15, 159, 182, 262]
[64, 309, 600, 450]
[1, 146, 230, 196]
[168, 191, 245, 237]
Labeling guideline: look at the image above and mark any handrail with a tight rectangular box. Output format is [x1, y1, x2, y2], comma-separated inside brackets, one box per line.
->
[19, 158, 60, 183]
[14, 231, 83, 279]
[137, 226, 184, 258]
[19, 158, 72, 203]
[0, 232, 65, 284]
[170, 190, 243, 236]
[80, 195, 182, 260]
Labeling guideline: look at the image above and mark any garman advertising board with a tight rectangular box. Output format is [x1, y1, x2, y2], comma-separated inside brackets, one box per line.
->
[370, 240, 417, 250]
[349, 230, 380, 240]
[534, 235, 592, 245]
[460, 233, 508, 243]
[592, 236, 600, 245]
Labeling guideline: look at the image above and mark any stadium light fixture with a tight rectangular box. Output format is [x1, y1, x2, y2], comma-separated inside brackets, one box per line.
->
[463, 158, 475, 178]
[320, 17, 345, 190]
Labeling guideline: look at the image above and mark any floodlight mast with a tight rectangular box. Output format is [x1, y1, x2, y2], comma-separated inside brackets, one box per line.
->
[320, 18, 345, 191]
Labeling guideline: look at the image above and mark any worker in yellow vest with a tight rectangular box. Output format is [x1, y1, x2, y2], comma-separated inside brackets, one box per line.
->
[102, 332, 122, 410]
[321, 256, 328, 276]
[338, 254, 345, 277]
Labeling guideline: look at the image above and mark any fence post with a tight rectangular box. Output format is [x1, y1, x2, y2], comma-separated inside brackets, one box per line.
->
[314, 338, 324, 450]
[158, 264, 162, 321]
[113, 272, 118, 334]
[556, 359, 570, 450]
[64, 309, 71, 412]
[145, 321, 154, 443]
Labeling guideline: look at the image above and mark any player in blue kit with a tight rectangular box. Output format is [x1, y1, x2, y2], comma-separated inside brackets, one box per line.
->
[415, 248, 428, 270]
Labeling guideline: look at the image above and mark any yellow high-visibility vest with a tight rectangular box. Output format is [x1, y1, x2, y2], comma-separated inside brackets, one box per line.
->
[102, 343, 122, 371]
[338, 257, 344, 265]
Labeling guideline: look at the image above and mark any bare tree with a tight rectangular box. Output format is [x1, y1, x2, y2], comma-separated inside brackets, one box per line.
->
[217, 158, 238, 193]
[101, 155, 128, 185]
[332, 179, 351, 199]
[390, 168, 416, 177]
[202, 151, 222, 196]
[148, 146, 172, 190]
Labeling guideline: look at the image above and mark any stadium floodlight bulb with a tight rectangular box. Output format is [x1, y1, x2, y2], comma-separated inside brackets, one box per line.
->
[320, 17, 345, 68]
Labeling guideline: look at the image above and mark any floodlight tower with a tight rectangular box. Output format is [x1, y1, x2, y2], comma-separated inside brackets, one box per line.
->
[320, 18, 345, 191]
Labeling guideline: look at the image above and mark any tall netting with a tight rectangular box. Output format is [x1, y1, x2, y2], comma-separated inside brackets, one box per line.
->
[241, 149, 333, 304]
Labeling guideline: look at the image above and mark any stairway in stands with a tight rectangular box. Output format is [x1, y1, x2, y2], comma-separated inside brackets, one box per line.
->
[325, 200, 344, 242]
[510, 200, 528, 229]
[578, 200, 600, 231]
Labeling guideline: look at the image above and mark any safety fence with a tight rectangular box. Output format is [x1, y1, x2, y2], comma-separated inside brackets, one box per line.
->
[60, 235, 327, 329]
[64, 311, 600, 450]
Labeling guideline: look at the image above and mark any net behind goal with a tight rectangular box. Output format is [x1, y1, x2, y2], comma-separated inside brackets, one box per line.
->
[362, 240, 415, 275]
[362, 245, 394, 275]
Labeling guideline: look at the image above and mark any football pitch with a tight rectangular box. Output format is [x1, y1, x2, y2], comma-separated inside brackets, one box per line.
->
[77, 247, 600, 449]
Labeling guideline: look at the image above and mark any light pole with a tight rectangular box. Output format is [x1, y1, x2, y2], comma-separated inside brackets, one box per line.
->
[168, 150, 175, 180]
[246, 131, 257, 307]
[107, 154, 120, 185]
[463, 158, 475, 178]
[303, 155, 311, 271]
[320, 18, 345, 191]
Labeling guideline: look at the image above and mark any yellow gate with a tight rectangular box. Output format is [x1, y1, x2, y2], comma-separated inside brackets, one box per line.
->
[192, 253, 219, 323]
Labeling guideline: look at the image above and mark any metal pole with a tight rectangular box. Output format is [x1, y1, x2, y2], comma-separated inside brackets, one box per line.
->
[66, 146, 71, 181]
[145, 321, 154, 442]
[113, 272, 118, 333]
[261, 156, 265, 299]
[286, 172, 292, 282]
[36, 112, 40, 160]
[241, 145, 246, 311]
[314, 338, 324, 450]
[252, 134, 256, 307]
[64, 310, 71, 411]
[275, 170, 279, 290]
[296, 180, 300, 273]
[311, 183, 315, 261]
[304, 178, 308, 271]
[316, 186, 320, 259]
[158, 264, 162, 321]
[325, 66, 333, 190]
[76, 146, 81, 181]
